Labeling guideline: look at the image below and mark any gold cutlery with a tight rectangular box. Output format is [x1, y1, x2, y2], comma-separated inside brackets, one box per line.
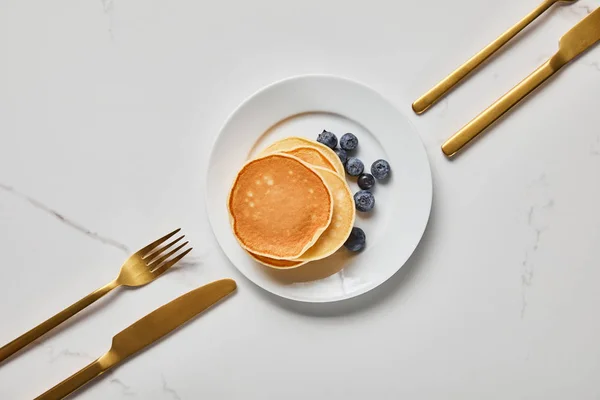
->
[412, 0, 578, 114]
[0, 229, 192, 364]
[34, 279, 237, 400]
[442, 7, 600, 157]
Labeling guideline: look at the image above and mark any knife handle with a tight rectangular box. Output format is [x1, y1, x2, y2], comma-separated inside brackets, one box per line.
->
[0, 280, 119, 364]
[34, 352, 117, 400]
[412, 0, 559, 114]
[442, 58, 560, 157]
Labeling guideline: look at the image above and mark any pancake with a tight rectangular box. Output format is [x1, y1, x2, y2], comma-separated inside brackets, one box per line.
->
[228, 153, 333, 259]
[283, 146, 336, 173]
[247, 167, 354, 268]
[248, 252, 306, 269]
[295, 167, 355, 261]
[259, 137, 345, 176]
[258, 251, 353, 283]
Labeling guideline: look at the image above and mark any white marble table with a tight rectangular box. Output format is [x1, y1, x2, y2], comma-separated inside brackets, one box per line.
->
[1, 0, 599, 398]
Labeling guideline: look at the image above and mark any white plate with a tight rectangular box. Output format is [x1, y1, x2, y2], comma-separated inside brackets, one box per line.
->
[207, 75, 432, 303]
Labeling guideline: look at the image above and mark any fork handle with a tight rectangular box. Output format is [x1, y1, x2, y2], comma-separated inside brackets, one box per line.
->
[441, 58, 561, 157]
[0, 280, 119, 364]
[412, 0, 559, 114]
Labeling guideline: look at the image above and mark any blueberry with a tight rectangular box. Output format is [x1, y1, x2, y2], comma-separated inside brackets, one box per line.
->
[344, 227, 366, 252]
[340, 133, 358, 151]
[371, 159, 391, 180]
[317, 130, 337, 149]
[345, 157, 364, 176]
[357, 173, 375, 190]
[334, 148, 348, 164]
[354, 190, 375, 212]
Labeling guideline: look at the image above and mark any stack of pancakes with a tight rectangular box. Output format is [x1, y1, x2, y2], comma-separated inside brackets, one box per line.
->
[228, 137, 355, 269]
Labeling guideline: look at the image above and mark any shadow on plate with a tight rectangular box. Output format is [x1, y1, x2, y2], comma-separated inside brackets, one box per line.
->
[253, 196, 437, 317]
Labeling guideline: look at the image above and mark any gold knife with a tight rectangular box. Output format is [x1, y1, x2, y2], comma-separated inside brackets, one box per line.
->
[34, 279, 237, 400]
[442, 7, 600, 157]
[412, 0, 578, 114]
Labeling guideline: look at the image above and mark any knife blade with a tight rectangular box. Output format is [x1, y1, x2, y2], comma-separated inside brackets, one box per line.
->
[35, 279, 237, 400]
[555, 7, 600, 64]
[110, 278, 236, 360]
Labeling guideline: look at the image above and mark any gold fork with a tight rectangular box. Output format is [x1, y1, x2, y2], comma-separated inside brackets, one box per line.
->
[0, 228, 192, 364]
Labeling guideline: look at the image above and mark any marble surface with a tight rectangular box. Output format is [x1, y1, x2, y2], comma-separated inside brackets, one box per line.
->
[1, 0, 599, 398]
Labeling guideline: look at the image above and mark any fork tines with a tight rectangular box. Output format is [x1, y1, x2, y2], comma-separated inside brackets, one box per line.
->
[140, 229, 193, 274]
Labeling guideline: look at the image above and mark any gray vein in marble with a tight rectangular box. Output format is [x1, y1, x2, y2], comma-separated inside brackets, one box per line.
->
[0, 183, 130, 254]
[521, 250, 532, 319]
[0, 182, 202, 290]
[585, 61, 600, 73]
[45, 345, 94, 363]
[575, 3, 594, 15]
[521, 176, 554, 318]
[169, 255, 204, 287]
[563, 2, 594, 19]
[161, 375, 182, 400]
[109, 378, 136, 396]
[520, 223, 548, 317]
[100, 0, 115, 40]
[177, 256, 202, 269]
[527, 173, 548, 189]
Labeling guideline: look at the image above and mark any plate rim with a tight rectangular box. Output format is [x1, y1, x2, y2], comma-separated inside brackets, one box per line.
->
[206, 74, 433, 303]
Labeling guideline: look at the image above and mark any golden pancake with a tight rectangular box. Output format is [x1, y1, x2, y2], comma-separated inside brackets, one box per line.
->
[247, 167, 354, 268]
[259, 137, 345, 176]
[283, 146, 336, 173]
[228, 153, 333, 259]
[295, 167, 355, 261]
[248, 252, 306, 269]
[259, 251, 353, 283]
